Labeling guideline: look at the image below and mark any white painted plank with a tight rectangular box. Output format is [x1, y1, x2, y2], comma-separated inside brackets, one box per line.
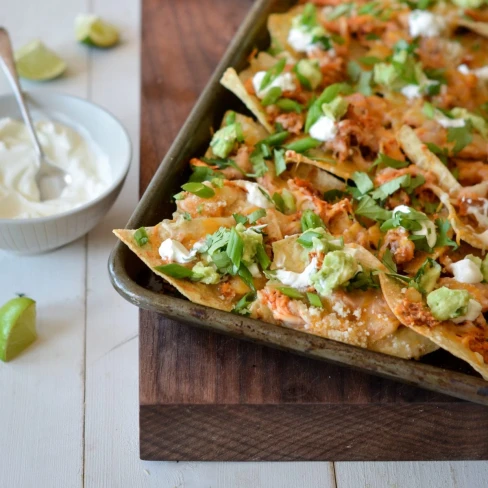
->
[0, 1, 88, 487]
[335, 461, 488, 488]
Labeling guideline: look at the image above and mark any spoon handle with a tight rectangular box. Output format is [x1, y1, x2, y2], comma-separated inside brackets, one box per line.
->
[0, 27, 45, 163]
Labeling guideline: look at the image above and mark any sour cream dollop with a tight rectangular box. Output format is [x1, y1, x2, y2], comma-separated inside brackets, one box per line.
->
[451, 259, 483, 284]
[252, 71, 296, 99]
[275, 258, 318, 289]
[0, 118, 111, 219]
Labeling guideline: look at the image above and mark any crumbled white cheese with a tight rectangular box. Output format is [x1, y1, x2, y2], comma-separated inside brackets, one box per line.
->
[233, 180, 274, 208]
[275, 258, 318, 289]
[451, 259, 483, 284]
[159, 239, 196, 263]
[458, 64, 488, 80]
[248, 263, 261, 278]
[309, 116, 337, 142]
[252, 71, 296, 99]
[452, 299, 483, 324]
[408, 10, 446, 38]
[332, 301, 348, 318]
[436, 115, 465, 129]
[401, 84, 422, 100]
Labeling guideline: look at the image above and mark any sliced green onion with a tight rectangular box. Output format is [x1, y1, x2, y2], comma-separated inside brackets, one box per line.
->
[277, 287, 304, 299]
[274, 148, 286, 176]
[173, 191, 186, 200]
[154, 263, 194, 279]
[248, 209, 266, 224]
[259, 58, 286, 91]
[261, 86, 282, 106]
[227, 227, 244, 268]
[260, 130, 290, 147]
[301, 210, 325, 231]
[233, 213, 248, 225]
[134, 227, 149, 246]
[297, 230, 323, 248]
[181, 182, 215, 198]
[256, 243, 271, 270]
[275, 98, 303, 113]
[272, 192, 285, 213]
[225, 111, 236, 126]
[235, 122, 244, 143]
[281, 188, 296, 213]
[232, 292, 256, 316]
[307, 293, 323, 308]
[238, 263, 256, 292]
[285, 137, 322, 153]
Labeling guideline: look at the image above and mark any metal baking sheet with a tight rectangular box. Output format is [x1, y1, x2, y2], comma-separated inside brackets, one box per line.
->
[108, 0, 488, 406]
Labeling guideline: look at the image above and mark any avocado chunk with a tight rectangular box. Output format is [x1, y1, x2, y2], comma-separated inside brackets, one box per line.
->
[426, 287, 471, 321]
[210, 124, 239, 158]
[311, 250, 359, 296]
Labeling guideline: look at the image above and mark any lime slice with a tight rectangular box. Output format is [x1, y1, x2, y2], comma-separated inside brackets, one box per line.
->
[15, 40, 67, 81]
[0, 297, 37, 362]
[75, 14, 119, 48]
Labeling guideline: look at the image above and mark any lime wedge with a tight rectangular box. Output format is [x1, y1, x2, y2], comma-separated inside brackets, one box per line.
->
[0, 297, 37, 362]
[15, 40, 66, 81]
[75, 14, 119, 48]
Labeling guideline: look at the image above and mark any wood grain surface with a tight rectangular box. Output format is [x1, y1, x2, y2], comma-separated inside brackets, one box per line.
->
[139, 0, 488, 461]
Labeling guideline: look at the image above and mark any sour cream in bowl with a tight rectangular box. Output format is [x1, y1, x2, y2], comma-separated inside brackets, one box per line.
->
[0, 91, 131, 254]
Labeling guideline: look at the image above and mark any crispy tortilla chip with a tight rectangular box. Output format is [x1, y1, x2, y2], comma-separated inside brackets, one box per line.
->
[267, 6, 303, 57]
[285, 149, 365, 180]
[397, 125, 461, 194]
[255, 238, 437, 358]
[114, 217, 250, 312]
[380, 273, 488, 379]
[292, 163, 346, 192]
[458, 19, 488, 39]
[239, 52, 280, 84]
[430, 185, 488, 250]
[220, 68, 274, 133]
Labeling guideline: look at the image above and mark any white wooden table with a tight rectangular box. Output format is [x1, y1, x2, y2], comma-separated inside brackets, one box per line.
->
[1, 1, 487, 486]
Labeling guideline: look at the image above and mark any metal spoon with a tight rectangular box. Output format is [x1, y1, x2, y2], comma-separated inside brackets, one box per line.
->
[0, 27, 71, 201]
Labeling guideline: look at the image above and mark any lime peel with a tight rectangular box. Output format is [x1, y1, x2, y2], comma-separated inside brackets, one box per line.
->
[75, 14, 119, 48]
[0, 297, 37, 362]
[15, 40, 66, 81]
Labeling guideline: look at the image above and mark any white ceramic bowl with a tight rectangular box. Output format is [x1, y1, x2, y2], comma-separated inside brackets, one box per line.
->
[0, 91, 131, 254]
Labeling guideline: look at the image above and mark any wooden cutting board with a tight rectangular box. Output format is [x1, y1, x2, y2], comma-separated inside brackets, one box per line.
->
[139, 0, 488, 461]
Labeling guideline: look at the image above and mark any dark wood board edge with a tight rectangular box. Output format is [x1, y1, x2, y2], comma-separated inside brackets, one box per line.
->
[140, 403, 488, 461]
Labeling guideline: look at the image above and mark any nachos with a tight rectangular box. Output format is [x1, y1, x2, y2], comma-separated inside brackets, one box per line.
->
[116, 1, 488, 376]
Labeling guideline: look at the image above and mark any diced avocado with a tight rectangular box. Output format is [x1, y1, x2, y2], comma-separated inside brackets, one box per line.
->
[191, 262, 221, 284]
[373, 63, 398, 88]
[236, 224, 264, 266]
[466, 254, 482, 268]
[451, 108, 488, 138]
[296, 59, 323, 90]
[426, 287, 471, 321]
[322, 96, 349, 121]
[452, 0, 485, 8]
[311, 250, 359, 296]
[281, 188, 296, 213]
[417, 260, 441, 294]
[210, 124, 238, 158]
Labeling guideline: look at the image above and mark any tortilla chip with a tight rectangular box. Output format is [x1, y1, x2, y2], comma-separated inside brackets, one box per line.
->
[291, 163, 346, 192]
[430, 185, 488, 251]
[458, 19, 488, 39]
[397, 125, 461, 194]
[256, 239, 437, 358]
[239, 52, 280, 84]
[380, 273, 488, 379]
[220, 68, 274, 133]
[267, 6, 303, 57]
[114, 217, 249, 312]
[285, 149, 365, 180]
